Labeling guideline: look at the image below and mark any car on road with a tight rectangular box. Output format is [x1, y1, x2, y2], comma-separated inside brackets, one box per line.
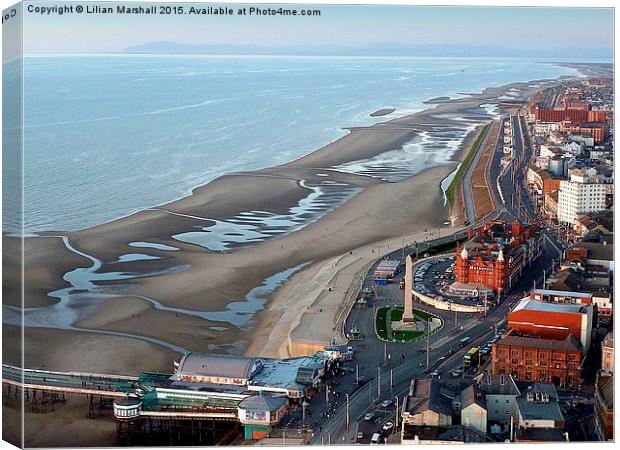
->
[381, 399, 393, 408]
[364, 412, 375, 421]
[356, 432, 364, 440]
[451, 368, 463, 377]
[370, 433, 381, 445]
[382, 422, 395, 433]
[431, 370, 440, 377]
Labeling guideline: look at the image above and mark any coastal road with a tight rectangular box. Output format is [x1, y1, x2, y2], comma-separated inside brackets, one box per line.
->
[462, 124, 492, 225]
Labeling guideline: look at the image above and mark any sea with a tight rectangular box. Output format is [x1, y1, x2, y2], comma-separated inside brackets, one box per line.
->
[2, 55, 580, 234]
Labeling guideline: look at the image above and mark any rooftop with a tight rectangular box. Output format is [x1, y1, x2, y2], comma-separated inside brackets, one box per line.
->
[238, 395, 286, 412]
[516, 428, 568, 442]
[496, 333, 582, 353]
[404, 378, 453, 418]
[579, 242, 614, 261]
[375, 259, 401, 270]
[460, 220, 539, 264]
[515, 383, 563, 423]
[596, 375, 613, 409]
[512, 298, 589, 315]
[176, 353, 262, 381]
[402, 425, 485, 443]
[530, 289, 593, 300]
[251, 355, 324, 391]
[474, 373, 520, 396]
[461, 385, 486, 410]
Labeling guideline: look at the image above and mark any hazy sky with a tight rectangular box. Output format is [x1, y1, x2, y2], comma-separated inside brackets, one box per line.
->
[16, 2, 615, 54]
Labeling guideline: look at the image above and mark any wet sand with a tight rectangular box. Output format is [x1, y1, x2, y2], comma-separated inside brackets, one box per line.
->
[3, 235, 90, 308]
[7, 69, 593, 373]
[4, 324, 177, 374]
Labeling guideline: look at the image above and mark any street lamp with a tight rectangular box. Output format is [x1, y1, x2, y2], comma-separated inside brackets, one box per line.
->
[395, 396, 400, 431]
[426, 318, 431, 369]
[384, 342, 387, 366]
[302, 399, 308, 429]
[345, 394, 350, 431]
[325, 385, 329, 409]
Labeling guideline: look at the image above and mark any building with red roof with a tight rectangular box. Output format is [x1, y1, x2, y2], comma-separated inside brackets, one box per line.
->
[452, 220, 542, 297]
[507, 298, 593, 352]
[492, 332, 582, 388]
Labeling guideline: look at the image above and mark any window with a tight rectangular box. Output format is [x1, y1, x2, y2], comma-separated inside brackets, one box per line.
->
[539, 372, 547, 382]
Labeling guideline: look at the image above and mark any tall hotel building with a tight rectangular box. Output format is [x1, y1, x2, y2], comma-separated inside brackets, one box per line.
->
[557, 169, 611, 225]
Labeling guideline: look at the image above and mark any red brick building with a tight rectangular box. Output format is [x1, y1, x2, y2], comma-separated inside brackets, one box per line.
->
[561, 122, 607, 144]
[507, 299, 593, 352]
[534, 107, 606, 125]
[453, 220, 542, 296]
[492, 332, 582, 388]
[535, 107, 588, 124]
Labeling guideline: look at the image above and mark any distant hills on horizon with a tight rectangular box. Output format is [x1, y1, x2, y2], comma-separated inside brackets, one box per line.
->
[121, 41, 613, 60]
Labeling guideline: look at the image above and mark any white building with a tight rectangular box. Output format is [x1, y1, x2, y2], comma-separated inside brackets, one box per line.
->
[460, 386, 487, 436]
[563, 141, 584, 156]
[539, 144, 563, 159]
[557, 169, 609, 225]
[534, 122, 561, 136]
[474, 373, 521, 430]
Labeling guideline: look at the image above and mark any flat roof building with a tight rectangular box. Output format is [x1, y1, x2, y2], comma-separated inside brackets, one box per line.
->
[508, 298, 593, 352]
[492, 332, 582, 388]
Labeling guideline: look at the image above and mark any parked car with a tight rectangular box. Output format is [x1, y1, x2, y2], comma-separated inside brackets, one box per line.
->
[356, 432, 364, 440]
[365, 412, 375, 421]
[381, 399, 393, 408]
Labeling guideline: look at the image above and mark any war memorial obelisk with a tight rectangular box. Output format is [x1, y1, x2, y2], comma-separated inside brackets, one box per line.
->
[402, 255, 415, 322]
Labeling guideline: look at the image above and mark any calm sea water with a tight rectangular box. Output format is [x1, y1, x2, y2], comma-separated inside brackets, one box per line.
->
[4, 55, 579, 234]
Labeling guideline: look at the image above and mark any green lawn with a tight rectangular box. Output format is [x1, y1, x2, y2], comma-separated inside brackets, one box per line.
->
[393, 330, 424, 341]
[414, 309, 432, 321]
[445, 124, 489, 207]
[390, 309, 403, 321]
[376, 307, 388, 340]
[376, 306, 438, 342]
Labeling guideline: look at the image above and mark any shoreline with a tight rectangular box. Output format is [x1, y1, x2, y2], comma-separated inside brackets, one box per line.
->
[25, 61, 591, 237]
[7, 63, 606, 373]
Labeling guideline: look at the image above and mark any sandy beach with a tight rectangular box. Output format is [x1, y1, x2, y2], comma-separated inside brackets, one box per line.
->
[5, 66, 599, 374]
